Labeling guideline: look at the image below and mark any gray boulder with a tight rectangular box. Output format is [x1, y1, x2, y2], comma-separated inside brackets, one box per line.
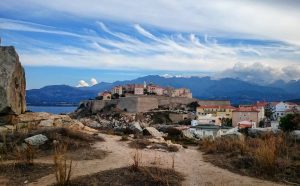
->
[248, 127, 281, 137]
[290, 130, 300, 140]
[39, 119, 54, 127]
[221, 130, 244, 140]
[88, 121, 101, 128]
[24, 134, 48, 146]
[128, 122, 143, 133]
[143, 127, 162, 138]
[0, 46, 26, 117]
[182, 130, 195, 139]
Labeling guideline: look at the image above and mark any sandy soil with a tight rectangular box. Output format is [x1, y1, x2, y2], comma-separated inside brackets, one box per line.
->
[26, 134, 282, 186]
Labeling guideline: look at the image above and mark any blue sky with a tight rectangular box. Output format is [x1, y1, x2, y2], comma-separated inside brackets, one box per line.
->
[1, 0, 300, 89]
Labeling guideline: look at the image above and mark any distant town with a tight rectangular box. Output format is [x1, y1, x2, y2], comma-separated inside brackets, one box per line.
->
[95, 82, 300, 132]
[97, 82, 192, 100]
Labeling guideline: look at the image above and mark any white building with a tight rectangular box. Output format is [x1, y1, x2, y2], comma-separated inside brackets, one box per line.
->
[272, 101, 298, 120]
[111, 86, 123, 95]
[188, 125, 232, 140]
[197, 114, 221, 125]
[134, 85, 144, 95]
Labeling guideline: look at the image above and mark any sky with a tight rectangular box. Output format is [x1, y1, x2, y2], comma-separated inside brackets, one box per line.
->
[0, 0, 300, 89]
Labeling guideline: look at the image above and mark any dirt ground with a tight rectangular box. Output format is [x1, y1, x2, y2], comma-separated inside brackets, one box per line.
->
[1, 133, 284, 186]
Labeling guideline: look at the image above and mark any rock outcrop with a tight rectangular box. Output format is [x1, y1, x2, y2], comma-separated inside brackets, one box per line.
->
[0, 46, 26, 117]
[15, 112, 97, 134]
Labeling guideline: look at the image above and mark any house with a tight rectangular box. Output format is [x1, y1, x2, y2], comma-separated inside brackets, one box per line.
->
[99, 92, 111, 100]
[271, 101, 299, 120]
[173, 88, 192, 98]
[163, 87, 192, 98]
[232, 107, 259, 128]
[239, 103, 266, 122]
[197, 114, 221, 125]
[253, 101, 268, 121]
[134, 84, 144, 95]
[196, 105, 235, 118]
[147, 85, 164, 95]
[196, 105, 235, 126]
[111, 85, 123, 95]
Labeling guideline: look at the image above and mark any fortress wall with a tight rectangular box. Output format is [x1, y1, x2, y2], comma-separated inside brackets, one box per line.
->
[80, 96, 230, 114]
[117, 97, 158, 112]
[155, 96, 197, 106]
[117, 97, 138, 112]
[80, 99, 118, 113]
[136, 97, 159, 112]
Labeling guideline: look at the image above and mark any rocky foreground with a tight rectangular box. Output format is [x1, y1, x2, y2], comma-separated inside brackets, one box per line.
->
[0, 112, 97, 134]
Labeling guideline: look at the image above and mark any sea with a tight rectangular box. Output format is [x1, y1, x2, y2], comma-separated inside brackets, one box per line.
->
[26, 106, 77, 114]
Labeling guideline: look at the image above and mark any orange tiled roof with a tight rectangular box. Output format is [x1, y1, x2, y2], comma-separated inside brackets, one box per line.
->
[233, 107, 259, 112]
[254, 101, 268, 107]
[134, 84, 144, 88]
[198, 105, 236, 109]
[101, 92, 111, 96]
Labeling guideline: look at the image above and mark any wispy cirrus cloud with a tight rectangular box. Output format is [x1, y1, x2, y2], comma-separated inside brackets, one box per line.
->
[1, 17, 300, 83]
[1, 0, 300, 45]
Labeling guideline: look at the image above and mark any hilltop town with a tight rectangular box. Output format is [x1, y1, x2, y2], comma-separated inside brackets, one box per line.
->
[98, 82, 192, 100]
[80, 82, 300, 136]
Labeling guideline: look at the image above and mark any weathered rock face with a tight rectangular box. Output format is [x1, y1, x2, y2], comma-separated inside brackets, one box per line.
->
[0, 46, 26, 116]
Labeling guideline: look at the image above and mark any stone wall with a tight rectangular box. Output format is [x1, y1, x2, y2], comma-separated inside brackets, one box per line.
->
[79, 96, 230, 114]
[136, 97, 158, 112]
[198, 100, 230, 106]
[80, 96, 158, 113]
[155, 96, 197, 106]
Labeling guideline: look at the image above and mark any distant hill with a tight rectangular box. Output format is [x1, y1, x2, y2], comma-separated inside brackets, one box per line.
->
[269, 80, 300, 94]
[26, 85, 97, 106]
[26, 75, 300, 106]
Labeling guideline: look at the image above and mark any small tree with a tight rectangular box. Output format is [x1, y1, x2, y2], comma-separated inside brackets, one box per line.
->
[279, 114, 298, 132]
[264, 104, 274, 120]
[259, 120, 265, 128]
[221, 118, 232, 127]
[187, 101, 200, 111]
[112, 93, 119, 99]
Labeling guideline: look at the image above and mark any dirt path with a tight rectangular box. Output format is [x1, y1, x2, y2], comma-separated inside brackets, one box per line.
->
[29, 134, 283, 186]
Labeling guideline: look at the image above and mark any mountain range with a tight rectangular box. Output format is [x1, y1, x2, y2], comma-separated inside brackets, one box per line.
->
[26, 75, 300, 106]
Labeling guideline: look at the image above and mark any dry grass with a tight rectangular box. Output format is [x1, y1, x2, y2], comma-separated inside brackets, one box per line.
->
[199, 132, 300, 184]
[119, 135, 129, 141]
[53, 143, 73, 186]
[199, 137, 247, 155]
[0, 163, 54, 186]
[129, 138, 180, 152]
[0, 127, 105, 160]
[171, 153, 175, 170]
[131, 148, 142, 171]
[13, 144, 36, 165]
[66, 166, 184, 186]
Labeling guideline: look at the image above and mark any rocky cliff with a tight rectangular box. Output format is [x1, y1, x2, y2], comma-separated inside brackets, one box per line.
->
[0, 46, 26, 116]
